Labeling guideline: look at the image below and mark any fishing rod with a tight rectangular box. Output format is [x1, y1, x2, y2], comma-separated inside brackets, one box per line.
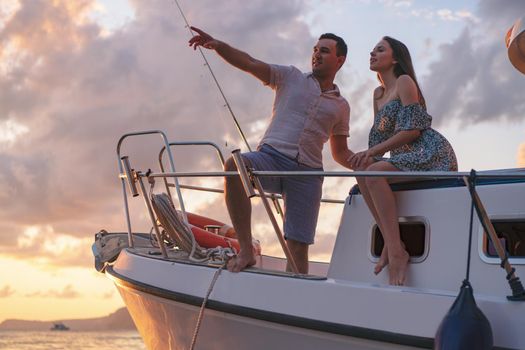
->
[172, 0, 252, 152]
[171, 0, 284, 217]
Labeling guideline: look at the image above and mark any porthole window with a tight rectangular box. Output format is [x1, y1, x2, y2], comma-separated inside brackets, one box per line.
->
[484, 220, 525, 259]
[371, 220, 428, 262]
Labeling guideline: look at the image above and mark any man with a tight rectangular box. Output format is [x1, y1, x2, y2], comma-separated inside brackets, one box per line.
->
[189, 27, 353, 274]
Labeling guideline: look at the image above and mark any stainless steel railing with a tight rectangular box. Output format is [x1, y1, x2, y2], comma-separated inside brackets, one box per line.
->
[158, 141, 226, 203]
[117, 131, 525, 266]
[117, 130, 186, 254]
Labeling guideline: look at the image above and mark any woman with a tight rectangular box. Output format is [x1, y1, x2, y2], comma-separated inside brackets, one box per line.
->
[349, 37, 457, 285]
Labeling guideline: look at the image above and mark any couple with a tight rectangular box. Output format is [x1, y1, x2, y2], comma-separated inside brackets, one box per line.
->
[188, 27, 457, 286]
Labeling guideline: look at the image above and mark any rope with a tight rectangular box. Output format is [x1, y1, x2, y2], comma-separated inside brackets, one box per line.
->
[464, 200, 475, 282]
[189, 262, 226, 350]
[151, 193, 236, 262]
[150, 190, 236, 346]
[151, 193, 201, 258]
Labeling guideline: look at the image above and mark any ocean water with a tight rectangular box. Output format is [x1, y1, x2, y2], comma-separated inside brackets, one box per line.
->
[0, 330, 146, 350]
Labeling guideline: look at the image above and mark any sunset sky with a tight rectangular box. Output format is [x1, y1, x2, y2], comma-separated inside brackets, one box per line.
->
[0, 0, 524, 323]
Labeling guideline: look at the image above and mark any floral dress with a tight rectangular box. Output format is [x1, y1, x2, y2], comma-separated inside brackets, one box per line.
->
[369, 99, 458, 171]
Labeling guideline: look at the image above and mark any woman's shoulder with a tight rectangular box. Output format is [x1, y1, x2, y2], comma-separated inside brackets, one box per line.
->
[395, 75, 418, 105]
[373, 86, 384, 99]
[395, 74, 417, 90]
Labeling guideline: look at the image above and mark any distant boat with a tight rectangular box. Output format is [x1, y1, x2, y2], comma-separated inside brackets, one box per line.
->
[50, 322, 70, 331]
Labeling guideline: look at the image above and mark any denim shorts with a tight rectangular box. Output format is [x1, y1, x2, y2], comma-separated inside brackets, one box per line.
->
[242, 144, 323, 244]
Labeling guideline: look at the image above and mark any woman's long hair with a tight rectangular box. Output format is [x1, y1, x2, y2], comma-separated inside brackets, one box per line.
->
[378, 36, 426, 110]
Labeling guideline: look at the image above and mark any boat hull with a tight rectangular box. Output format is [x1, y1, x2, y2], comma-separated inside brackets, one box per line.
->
[100, 174, 525, 350]
[113, 273, 423, 350]
[105, 244, 524, 350]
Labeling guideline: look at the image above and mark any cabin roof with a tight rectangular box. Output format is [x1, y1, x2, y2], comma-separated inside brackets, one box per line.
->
[349, 168, 525, 195]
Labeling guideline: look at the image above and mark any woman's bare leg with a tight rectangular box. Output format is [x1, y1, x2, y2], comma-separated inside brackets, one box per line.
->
[365, 161, 409, 285]
[356, 177, 389, 274]
[354, 160, 390, 274]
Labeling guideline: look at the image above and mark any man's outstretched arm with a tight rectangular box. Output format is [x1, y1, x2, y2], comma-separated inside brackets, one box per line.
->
[189, 26, 271, 85]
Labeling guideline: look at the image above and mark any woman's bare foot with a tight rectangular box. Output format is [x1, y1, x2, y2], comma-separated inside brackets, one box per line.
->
[388, 248, 410, 285]
[227, 251, 256, 272]
[375, 242, 407, 275]
[374, 247, 389, 275]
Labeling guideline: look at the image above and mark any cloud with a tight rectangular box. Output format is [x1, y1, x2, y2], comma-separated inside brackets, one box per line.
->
[408, 6, 478, 23]
[0, 0, 317, 266]
[0, 225, 95, 267]
[421, 0, 525, 127]
[0, 119, 29, 148]
[380, 0, 412, 7]
[24, 284, 80, 299]
[0, 285, 15, 297]
[435, 9, 479, 23]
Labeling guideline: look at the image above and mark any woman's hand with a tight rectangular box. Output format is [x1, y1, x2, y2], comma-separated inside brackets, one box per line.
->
[348, 149, 376, 170]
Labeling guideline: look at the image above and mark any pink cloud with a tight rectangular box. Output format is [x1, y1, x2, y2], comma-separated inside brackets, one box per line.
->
[0, 0, 315, 266]
[0, 285, 15, 298]
[24, 284, 80, 299]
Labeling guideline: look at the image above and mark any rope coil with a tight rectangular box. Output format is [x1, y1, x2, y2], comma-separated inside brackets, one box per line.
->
[150, 193, 235, 262]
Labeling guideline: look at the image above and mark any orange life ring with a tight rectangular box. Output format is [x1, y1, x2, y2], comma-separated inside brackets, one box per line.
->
[186, 212, 261, 255]
[186, 212, 237, 238]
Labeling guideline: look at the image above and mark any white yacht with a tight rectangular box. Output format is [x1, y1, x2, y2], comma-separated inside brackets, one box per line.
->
[93, 15, 525, 350]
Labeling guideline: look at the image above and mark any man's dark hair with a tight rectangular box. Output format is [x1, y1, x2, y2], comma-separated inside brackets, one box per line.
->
[319, 33, 347, 57]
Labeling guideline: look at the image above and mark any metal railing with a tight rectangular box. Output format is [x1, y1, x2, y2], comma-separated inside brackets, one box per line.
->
[117, 130, 186, 256]
[117, 132, 525, 280]
[158, 141, 226, 205]
[145, 169, 525, 179]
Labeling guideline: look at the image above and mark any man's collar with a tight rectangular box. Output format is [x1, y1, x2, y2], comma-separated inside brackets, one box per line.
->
[307, 72, 340, 96]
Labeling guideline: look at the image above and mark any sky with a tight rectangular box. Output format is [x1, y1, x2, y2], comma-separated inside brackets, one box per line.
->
[0, 0, 524, 323]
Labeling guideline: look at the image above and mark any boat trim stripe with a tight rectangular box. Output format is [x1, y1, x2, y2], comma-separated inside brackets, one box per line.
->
[106, 266, 516, 350]
[106, 266, 436, 348]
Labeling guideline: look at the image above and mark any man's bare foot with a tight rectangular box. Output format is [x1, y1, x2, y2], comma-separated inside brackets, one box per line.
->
[374, 247, 388, 275]
[227, 251, 256, 273]
[388, 249, 410, 285]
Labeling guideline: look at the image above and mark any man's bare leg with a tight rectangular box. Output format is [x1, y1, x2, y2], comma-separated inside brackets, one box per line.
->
[224, 157, 256, 272]
[285, 239, 309, 274]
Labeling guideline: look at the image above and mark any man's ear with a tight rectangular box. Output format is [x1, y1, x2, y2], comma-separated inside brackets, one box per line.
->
[338, 56, 346, 68]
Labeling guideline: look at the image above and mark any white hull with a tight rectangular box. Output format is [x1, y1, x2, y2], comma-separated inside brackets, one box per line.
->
[114, 278, 422, 350]
[109, 251, 433, 350]
[107, 244, 523, 349]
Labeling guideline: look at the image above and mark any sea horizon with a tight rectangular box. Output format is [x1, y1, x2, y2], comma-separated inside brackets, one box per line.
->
[0, 330, 146, 350]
